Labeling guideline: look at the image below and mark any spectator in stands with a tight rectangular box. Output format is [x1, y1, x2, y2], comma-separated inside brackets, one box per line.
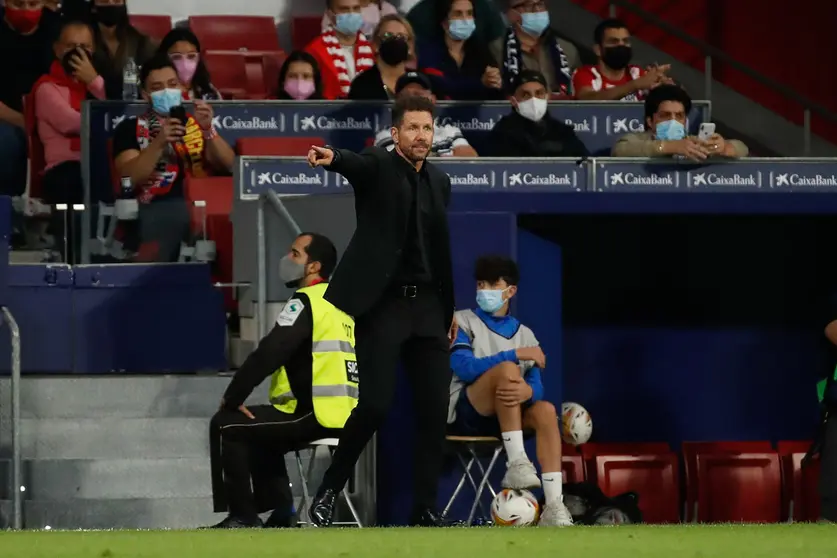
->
[417, 0, 503, 101]
[305, 0, 375, 100]
[210, 232, 354, 529]
[321, 0, 398, 38]
[0, 0, 57, 197]
[611, 84, 748, 160]
[449, 255, 572, 527]
[408, 0, 506, 44]
[158, 28, 220, 101]
[111, 55, 235, 262]
[573, 19, 672, 101]
[277, 51, 324, 101]
[489, 0, 580, 97]
[348, 14, 415, 100]
[485, 69, 588, 157]
[32, 19, 106, 263]
[90, 0, 156, 99]
[374, 71, 477, 156]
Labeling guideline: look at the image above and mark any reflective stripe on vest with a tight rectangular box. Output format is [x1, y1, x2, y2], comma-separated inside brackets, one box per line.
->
[269, 282, 358, 429]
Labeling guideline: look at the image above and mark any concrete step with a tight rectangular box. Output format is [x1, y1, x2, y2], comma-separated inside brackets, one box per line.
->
[0, 375, 266, 420]
[1, 418, 209, 460]
[1, 497, 220, 530]
[0, 453, 326, 500]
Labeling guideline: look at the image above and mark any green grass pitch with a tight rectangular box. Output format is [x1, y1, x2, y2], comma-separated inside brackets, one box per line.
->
[1, 524, 836, 558]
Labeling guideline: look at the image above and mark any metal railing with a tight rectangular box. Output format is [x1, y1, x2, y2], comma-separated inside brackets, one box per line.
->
[2, 306, 21, 530]
[608, 0, 837, 155]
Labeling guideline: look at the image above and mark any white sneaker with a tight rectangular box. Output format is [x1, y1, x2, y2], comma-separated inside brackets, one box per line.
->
[538, 499, 574, 527]
[501, 458, 540, 489]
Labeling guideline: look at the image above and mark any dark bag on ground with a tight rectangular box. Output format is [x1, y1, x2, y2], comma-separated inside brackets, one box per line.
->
[555, 481, 643, 525]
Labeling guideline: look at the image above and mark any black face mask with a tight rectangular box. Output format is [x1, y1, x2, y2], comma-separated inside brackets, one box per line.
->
[378, 36, 409, 66]
[95, 5, 128, 28]
[601, 45, 632, 70]
[61, 48, 91, 76]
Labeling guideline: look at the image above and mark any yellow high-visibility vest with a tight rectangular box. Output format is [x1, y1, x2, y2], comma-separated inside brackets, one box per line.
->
[268, 282, 358, 429]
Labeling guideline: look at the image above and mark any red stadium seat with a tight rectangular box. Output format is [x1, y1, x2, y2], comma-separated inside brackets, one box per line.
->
[594, 454, 680, 524]
[562, 444, 584, 483]
[580, 442, 672, 481]
[292, 16, 324, 51]
[237, 137, 326, 156]
[204, 50, 286, 99]
[682, 441, 773, 522]
[184, 176, 235, 311]
[696, 451, 781, 523]
[128, 14, 172, 41]
[777, 440, 821, 522]
[189, 16, 280, 52]
[22, 93, 45, 199]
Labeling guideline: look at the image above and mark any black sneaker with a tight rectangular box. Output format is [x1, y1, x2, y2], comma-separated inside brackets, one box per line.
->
[309, 489, 337, 527]
[205, 515, 263, 529]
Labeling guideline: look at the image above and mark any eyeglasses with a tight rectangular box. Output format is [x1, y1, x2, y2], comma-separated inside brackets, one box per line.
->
[169, 52, 200, 62]
[378, 31, 410, 42]
[511, 1, 547, 12]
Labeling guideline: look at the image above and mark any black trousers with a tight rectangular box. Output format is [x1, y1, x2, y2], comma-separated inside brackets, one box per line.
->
[319, 286, 450, 515]
[209, 404, 330, 520]
[42, 161, 84, 264]
[820, 409, 837, 521]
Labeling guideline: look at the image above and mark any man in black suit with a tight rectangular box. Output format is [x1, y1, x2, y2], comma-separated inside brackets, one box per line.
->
[306, 94, 458, 527]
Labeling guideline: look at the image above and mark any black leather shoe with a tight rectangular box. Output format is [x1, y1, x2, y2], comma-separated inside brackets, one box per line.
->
[408, 508, 465, 527]
[264, 509, 298, 528]
[206, 515, 263, 529]
[309, 489, 337, 527]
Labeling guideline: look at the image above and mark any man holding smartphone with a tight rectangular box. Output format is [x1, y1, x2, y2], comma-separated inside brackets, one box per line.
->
[111, 53, 235, 261]
[611, 84, 749, 160]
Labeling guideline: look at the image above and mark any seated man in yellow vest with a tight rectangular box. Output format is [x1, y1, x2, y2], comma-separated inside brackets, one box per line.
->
[208, 232, 358, 529]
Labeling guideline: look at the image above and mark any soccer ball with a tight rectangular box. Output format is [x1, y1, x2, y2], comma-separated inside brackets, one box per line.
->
[561, 402, 592, 446]
[491, 489, 540, 526]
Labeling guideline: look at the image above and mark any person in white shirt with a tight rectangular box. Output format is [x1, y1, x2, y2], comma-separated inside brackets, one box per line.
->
[374, 71, 478, 157]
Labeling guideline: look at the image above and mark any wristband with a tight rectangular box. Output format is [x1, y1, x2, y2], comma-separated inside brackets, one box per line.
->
[202, 127, 218, 140]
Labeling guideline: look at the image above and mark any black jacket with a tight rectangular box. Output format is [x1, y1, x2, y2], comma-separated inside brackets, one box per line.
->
[323, 146, 455, 329]
[486, 110, 590, 158]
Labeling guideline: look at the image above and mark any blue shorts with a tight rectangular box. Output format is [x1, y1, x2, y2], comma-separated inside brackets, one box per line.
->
[449, 389, 534, 437]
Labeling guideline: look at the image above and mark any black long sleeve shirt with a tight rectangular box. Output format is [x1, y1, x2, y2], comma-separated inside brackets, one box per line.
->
[223, 292, 314, 413]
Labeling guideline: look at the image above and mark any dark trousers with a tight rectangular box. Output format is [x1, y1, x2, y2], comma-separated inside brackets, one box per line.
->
[821, 409, 837, 521]
[319, 286, 451, 516]
[42, 161, 83, 263]
[209, 404, 330, 520]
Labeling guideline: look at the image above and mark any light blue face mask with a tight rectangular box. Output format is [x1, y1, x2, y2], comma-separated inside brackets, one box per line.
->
[334, 12, 364, 35]
[476, 288, 507, 314]
[520, 11, 550, 37]
[655, 119, 686, 141]
[448, 18, 476, 41]
[150, 88, 183, 115]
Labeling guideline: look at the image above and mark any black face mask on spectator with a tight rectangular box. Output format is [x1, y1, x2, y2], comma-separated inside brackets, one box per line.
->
[601, 45, 632, 70]
[378, 36, 409, 66]
[95, 5, 128, 28]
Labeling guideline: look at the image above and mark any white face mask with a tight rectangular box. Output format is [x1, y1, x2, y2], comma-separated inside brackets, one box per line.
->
[516, 97, 548, 122]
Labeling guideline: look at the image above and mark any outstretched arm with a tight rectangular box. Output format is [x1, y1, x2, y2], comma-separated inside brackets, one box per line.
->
[308, 145, 380, 193]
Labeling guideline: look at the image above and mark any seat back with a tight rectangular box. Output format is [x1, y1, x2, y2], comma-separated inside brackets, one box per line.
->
[128, 14, 172, 41]
[562, 454, 584, 484]
[777, 441, 820, 522]
[23, 93, 46, 199]
[189, 16, 280, 52]
[594, 454, 680, 524]
[695, 452, 781, 523]
[292, 16, 323, 51]
[202, 51, 250, 99]
[682, 440, 773, 521]
[237, 136, 326, 156]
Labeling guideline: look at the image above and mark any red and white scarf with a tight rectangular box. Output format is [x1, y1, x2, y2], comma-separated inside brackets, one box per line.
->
[322, 29, 374, 96]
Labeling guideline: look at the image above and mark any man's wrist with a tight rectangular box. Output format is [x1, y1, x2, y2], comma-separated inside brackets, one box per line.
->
[202, 127, 218, 140]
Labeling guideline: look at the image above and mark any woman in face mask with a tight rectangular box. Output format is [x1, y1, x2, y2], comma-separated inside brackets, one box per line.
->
[90, 0, 157, 99]
[157, 28, 220, 101]
[416, 0, 503, 101]
[347, 14, 416, 100]
[278, 51, 324, 101]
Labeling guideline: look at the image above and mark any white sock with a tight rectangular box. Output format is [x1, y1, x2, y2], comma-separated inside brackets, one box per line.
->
[501, 430, 527, 462]
[542, 472, 563, 503]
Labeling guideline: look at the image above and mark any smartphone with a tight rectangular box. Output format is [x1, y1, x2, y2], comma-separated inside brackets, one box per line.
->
[698, 122, 716, 141]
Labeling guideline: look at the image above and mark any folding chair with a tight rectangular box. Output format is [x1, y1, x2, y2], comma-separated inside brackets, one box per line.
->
[294, 438, 363, 527]
[442, 435, 504, 525]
